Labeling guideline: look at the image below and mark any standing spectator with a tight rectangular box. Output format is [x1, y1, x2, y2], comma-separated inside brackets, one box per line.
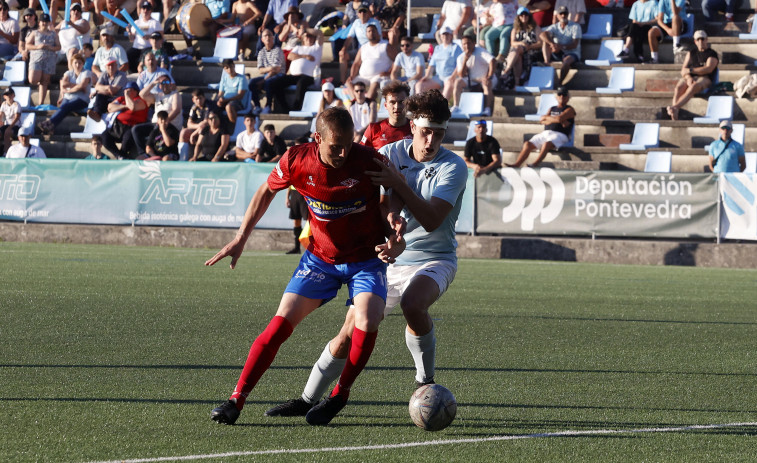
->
[88, 58, 127, 122]
[278, 7, 307, 59]
[0, 87, 21, 156]
[338, 3, 381, 84]
[553, 0, 585, 25]
[94, 0, 139, 28]
[319, 81, 344, 113]
[257, 0, 297, 47]
[38, 53, 93, 135]
[17, 8, 37, 63]
[390, 36, 425, 95]
[415, 27, 462, 94]
[133, 74, 183, 157]
[6, 126, 46, 158]
[360, 80, 411, 149]
[375, 0, 406, 47]
[709, 120, 746, 173]
[347, 80, 376, 142]
[271, 28, 322, 114]
[144, 110, 180, 161]
[229, 113, 263, 161]
[229, 0, 263, 60]
[91, 28, 128, 78]
[138, 32, 177, 73]
[190, 111, 229, 162]
[101, 81, 149, 159]
[526, 0, 555, 27]
[249, 28, 285, 114]
[648, 0, 688, 64]
[26, 13, 60, 107]
[540, 5, 581, 86]
[346, 23, 396, 101]
[464, 120, 501, 177]
[56, 2, 91, 63]
[667, 30, 718, 121]
[436, 0, 472, 40]
[501, 7, 542, 89]
[215, 58, 250, 127]
[126, 1, 162, 73]
[617, 0, 659, 63]
[0, 1, 19, 59]
[444, 34, 495, 116]
[257, 123, 286, 162]
[506, 86, 574, 167]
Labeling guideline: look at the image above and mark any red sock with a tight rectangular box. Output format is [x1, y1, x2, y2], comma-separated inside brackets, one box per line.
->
[331, 327, 377, 399]
[230, 316, 293, 409]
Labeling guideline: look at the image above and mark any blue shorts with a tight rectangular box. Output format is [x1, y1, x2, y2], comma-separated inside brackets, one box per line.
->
[284, 251, 388, 305]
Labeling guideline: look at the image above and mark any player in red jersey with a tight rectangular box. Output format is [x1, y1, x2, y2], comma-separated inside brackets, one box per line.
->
[206, 107, 406, 426]
[361, 80, 413, 149]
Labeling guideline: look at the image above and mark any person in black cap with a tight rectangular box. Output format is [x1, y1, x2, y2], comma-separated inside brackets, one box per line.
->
[18, 8, 38, 63]
[139, 31, 177, 72]
[126, 1, 163, 73]
[464, 120, 501, 177]
[539, 5, 581, 85]
[507, 86, 575, 167]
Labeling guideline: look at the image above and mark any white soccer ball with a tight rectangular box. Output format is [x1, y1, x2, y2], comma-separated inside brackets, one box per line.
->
[408, 384, 457, 431]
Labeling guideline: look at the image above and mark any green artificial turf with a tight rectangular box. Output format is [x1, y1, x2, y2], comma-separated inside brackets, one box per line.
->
[1, 242, 755, 462]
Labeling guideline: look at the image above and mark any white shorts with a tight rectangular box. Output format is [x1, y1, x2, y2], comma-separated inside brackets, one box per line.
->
[353, 74, 390, 86]
[529, 130, 570, 150]
[383, 260, 457, 317]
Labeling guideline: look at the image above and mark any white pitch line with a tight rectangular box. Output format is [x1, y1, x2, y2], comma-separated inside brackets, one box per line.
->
[87, 422, 757, 463]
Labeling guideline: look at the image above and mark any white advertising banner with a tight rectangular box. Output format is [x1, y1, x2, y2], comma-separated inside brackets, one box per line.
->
[719, 173, 757, 241]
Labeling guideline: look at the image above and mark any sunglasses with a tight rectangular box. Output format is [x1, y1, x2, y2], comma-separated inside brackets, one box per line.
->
[401, 43, 411, 47]
[354, 89, 365, 93]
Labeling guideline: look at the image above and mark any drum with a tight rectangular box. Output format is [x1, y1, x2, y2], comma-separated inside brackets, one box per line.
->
[217, 25, 242, 40]
[176, 2, 212, 39]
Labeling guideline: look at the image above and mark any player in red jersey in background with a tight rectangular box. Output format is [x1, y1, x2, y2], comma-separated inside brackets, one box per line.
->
[361, 80, 412, 149]
[206, 107, 406, 426]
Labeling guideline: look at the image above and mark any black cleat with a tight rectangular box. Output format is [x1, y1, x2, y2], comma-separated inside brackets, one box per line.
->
[305, 394, 347, 425]
[211, 399, 241, 425]
[264, 397, 315, 417]
[415, 378, 435, 390]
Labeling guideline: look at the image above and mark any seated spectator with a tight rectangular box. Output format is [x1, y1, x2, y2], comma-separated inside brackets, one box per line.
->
[38, 53, 93, 135]
[506, 86, 574, 167]
[415, 27, 462, 94]
[190, 111, 229, 162]
[136, 51, 170, 91]
[249, 28, 285, 114]
[56, 3, 91, 63]
[444, 33, 494, 116]
[85, 135, 108, 160]
[553, 0, 585, 25]
[138, 32, 177, 73]
[0, 87, 21, 156]
[709, 120, 746, 173]
[16, 8, 37, 63]
[87, 58, 127, 122]
[347, 80, 376, 142]
[101, 81, 149, 159]
[360, 80, 411, 149]
[375, 0, 406, 47]
[346, 23, 396, 100]
[126, 1, 162, 73]
[229, 0, 263, 60]
[390, 36, 425, 95]
[27, 13, 60, 107]
[215, 58, 250, 126]
[0, 2, 19, 59]
[133, 74, 183, 157]
[501, 7, 542, 88]
[702, 0, 735, 22]
[144, 110, 180, 161]
[227, 113, 263, 161]
[464, 119, 501, 177]
[270, 28, 322, 114]
[179, 88, 217, 160]
[6, 126, 46, 158]
[667, 30, 719, 121]
[92, 28, 128, 79]
[526, 0, 555, 27]
[256, 123, 286, 162]
[278, 7, 307, 59]
[485, 0, 516, 63]
[540, 5, 580, 85]
[338, 3, 381, 83]
[648, 0, 688, 64]
[436, 0, 473, 40]
[319, 81, 344, 113]
[617, 0, 658, 63]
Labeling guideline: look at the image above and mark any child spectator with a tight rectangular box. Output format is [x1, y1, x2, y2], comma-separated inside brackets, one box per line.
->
[0, 87, 21, 156]
[144, 110, 180, 161]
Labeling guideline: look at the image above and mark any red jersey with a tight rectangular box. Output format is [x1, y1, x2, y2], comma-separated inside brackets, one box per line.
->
[115, 95, 149, 126]
[267, 142, 387, 264]
[361, 119, 412, 149]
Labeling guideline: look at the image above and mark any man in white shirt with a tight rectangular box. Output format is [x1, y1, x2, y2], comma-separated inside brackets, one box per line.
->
[338, 3, 382, 83]
[230, 113, 263, 161]
[347, 80, 376, 142]
[0, 1, 19, 59]
[436, 0, 472, 40]
[92, 28, 129, 78]
[444, 34, 495, 116]
[271, 28, 323, 113]
[540, 5, 581, 85]
[346, 24, 397, 100]
[6, 126, 46, 158]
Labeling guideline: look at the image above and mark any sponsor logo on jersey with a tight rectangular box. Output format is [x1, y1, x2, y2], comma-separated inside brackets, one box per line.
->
[304, 196, 367, 221]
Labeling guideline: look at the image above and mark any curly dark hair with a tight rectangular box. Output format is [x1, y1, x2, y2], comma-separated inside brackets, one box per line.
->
[405, 89, 451, 123]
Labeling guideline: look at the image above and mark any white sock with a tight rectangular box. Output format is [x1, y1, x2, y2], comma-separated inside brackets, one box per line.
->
[651, 51, 659, 60]
[672, 36, 680, 48]
[301, 342, 346, 403]
[405, 324, 436, 383]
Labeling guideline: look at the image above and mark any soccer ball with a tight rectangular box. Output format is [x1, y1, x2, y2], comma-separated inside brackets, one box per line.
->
[408, 384, 457, 431]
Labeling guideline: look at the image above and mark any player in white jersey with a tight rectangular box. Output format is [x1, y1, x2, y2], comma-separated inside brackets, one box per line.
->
[265, 89, 468, 418]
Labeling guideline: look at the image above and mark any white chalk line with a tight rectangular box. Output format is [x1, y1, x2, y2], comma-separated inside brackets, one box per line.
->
[88, 421, 757, 463]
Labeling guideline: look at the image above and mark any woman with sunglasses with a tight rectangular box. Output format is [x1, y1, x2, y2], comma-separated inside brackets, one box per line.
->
[501, 7, 542, 88]
[191, 111, 230, 162]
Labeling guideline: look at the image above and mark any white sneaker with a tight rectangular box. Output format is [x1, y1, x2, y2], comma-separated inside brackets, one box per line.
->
[450, 106, 460, 113]
[482, 107, 491, 117]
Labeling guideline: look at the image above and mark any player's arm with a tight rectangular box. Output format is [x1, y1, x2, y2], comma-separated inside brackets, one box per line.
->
[205, 182, 279, 269]
[375, 194, 406, 263]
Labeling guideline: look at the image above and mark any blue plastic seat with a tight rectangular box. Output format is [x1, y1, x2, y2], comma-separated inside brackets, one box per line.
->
[201, 37, 239, 64]
[619, 123, 660, 150]
[289, 91, 323, 118]
[596, 66, 635, 94]
[582, 14, 612, 40]
[644, 151, 672, 172]
[450, 92, 485, 119]
[693, 96, 733, 124]
[525, 93, 557, 121]
[585, 39, 623, 66]
[516, 66, 554, 93]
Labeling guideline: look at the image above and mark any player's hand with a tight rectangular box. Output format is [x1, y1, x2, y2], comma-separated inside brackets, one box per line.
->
[205, 235, 247, 269]
[367, 157, 405, 189]
[387, 212, 406, 241]
[376, 234, 405, 263]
